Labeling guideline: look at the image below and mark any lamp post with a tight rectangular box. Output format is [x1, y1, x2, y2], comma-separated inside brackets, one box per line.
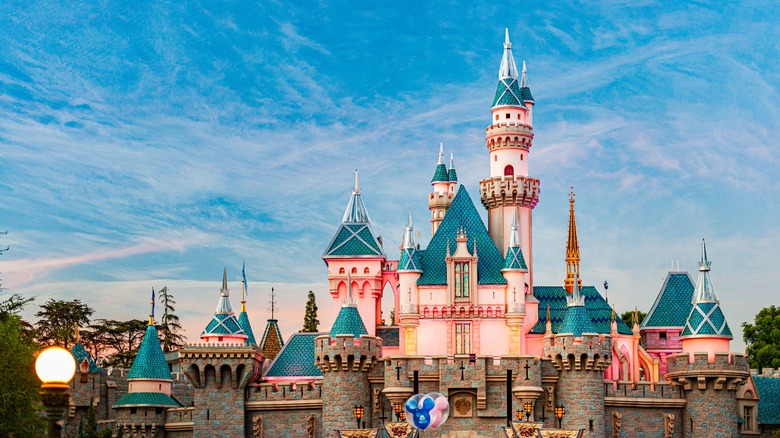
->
[353, 405, 364, 429]
[515, 409, 523, 422]
[523, 402, 533, 422]
[554, 404, 566, 429]
[35, 346, 76, 438]
[399, 411, 406, 422]
[393, 402, 403, 422]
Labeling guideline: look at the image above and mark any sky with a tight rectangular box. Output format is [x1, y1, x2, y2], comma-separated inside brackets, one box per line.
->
[1, 1, 778, 352]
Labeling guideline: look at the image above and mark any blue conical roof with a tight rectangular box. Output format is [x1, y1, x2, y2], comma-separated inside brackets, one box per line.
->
[323, 171, 385, 259]
[558, 304, 597, 337]
[127, 324, 172, 380]
[71, 342, 100, 372]
[681, 240, 732, 339]
[237, 310, 257, 345]
[202, 268, 247, 338]
[330, 305, 368, 338]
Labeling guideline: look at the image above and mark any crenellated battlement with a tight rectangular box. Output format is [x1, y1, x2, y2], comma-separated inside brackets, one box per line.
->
[179, 343, 262, 390]
[479, 175, 540, 209]
[315, 335, 382, 373]
[543, 334, 612, 372]
[665, 352, 749, 392]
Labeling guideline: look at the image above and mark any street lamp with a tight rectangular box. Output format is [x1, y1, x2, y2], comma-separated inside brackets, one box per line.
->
[35, 346, 76, 438]
[353, 405, 364, 428]
[515, 409, 523, 422]
[399, 411, 406, 422]
[554, 404, 566, 429]
[523, 402, 533, 422]
[393, 402, 403, 422]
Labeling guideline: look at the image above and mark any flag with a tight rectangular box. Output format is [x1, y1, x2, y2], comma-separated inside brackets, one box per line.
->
[242, 260, 248, 297]
[151, 287, 156, 317]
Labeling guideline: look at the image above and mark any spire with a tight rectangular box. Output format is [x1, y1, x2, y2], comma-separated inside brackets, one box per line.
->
[324, 172, 385, 258]
[341, 169, 372, 223]
[398, 212, 423, 272]
[201, 268, 247, 339]
[519, 60, 535, 102]
[241, 261, 247, 313]
[149, 287, 155, 326]
[403, 210, 415, 249]
[509, 214, 520, 248]
[564, 187, 582, 294]
[448, 152, 458, 182]
[432, 143, 449, 183]
[498, 28, 519, 80]
[681, 239, 732, 339]
[502, 214, 528, 271]
[520, 60, 528, 87]
[221, 267, 229, 296]
[567, 267, 585, 307]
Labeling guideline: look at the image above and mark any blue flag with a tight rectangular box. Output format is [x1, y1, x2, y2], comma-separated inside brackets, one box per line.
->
[242, 261, 248, 297]
[151, 287, 156, 317]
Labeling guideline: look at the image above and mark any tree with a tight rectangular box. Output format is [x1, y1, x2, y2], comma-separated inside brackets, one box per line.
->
[301, 291, 319, 332]
[90, 319, 147, 368]
[0, 315, 45, 437]
[158, 286, 186, 352]
[77, 401, 99, 438]
[620, 310, 647, 327]
[743, 305, 780, 370]
[0, 233, 34, 319]
[35, 299, 94, 349]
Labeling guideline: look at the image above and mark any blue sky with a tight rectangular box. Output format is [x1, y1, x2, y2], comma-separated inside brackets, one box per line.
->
[1, 1, 778, 351]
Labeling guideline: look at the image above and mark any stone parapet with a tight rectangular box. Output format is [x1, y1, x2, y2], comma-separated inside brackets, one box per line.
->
[543, 334, 612, 373]
[479, 176, 540, 209]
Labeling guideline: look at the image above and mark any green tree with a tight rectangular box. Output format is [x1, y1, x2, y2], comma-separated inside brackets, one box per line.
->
[77, 401, 99, 438]
[158, 286, 186, 352]
[35, 299, 94, 348]
[301, 291, 319, 332]
[620, 309, 647, 327]
[0, 315, 45, 437]
[743, 305, 780, 370]
[0, 233, 34, 319]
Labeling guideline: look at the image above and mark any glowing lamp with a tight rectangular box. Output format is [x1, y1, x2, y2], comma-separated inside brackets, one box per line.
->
[524, 401, 533, 421]
[554, 404, 566, 428]
[36, 346, 76, 388]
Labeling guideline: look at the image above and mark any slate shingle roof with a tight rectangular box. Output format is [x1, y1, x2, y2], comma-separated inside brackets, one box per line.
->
[532, 286, 632, 335]
[265, 332, 324, 378]
[260, 319, 284, 361]
[642, 273, 695, 329]
[493, 77, 526, 107]
[432, 163, 449, 183]
[681, 301, 732, 338]
[558, 304, 597, 337]
[330, 306, 369, 338]
[755, 376, 780, 425]
[127, 325, 172, 381]
[113, 392, 182, 407]
[237, 310, 257, 345]
[71, 342, 100, 372]
[417, 186, 506, 286]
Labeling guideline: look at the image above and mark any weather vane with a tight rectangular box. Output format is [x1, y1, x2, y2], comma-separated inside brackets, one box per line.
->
[267, 287, 278, 320]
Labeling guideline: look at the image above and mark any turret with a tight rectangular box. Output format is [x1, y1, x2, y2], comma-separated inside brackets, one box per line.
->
[564, 187, 583, 294]
[429, 143, 455, 235]
[201, 268, 248, 344]
[480, 29, 540, 282]
[315, 282, 382, 436]
[398, 211, 422, 354]
[323, 170, 387, 336]
[543, 270, 611, 436]
[113, 290, 181, 436]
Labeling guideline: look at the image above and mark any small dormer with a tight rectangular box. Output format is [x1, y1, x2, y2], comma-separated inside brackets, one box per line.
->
[446, 227, 478, 304]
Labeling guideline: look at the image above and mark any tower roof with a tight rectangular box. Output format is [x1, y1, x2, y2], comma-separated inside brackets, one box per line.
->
[641, 272, 695, 329]
[519, 60, 534, 102]
[259, 319, 284, 360]
[502, 216, 527, 271]
[565, 187, 582, 293]
[323, 170, 385, 258]
[417, 186, 506, 285]
[432, 143, 449, 183]
[681, 240, 732, 338]
[557, 304, 597, 337]
[532, 285, 632, 335]
[70, 342, 100, 373]
[448, 152, 458, 182]
[127, 324, 172, 380]
[265, 332, 324, 378]
[399, 211, 423, 272]
[492, 29, 525, 108]
[330, 305, 369, 337]
[202, 268, 247, 338]
[237, 311, 257, 345]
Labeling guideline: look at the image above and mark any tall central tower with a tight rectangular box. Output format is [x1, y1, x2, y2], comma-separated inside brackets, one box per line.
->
[480, 29, 540, 286]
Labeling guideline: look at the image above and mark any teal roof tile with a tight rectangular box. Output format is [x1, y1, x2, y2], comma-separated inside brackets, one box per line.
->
[492, 78, 525, 107]
[398, 248, 423, 272]
[520, 86, 534, 102]
[448, 168, 458, 182]
[237, 311, 257, 345]
[330, 305, 369, 337]
[417, 186, 506, 285]
[681, 301, 732, 337]
[558, 304, 597, 337]
[642, 273, 695, 328]
[376, 327, 399, 347]
[532, 286, 632, 335]
[502, 246, 528, 271]
[324, 224, 384, 257]
[755, 376, 780, 425]
[71, 342, 100, 372]
[432, 164, 448, 183]
[265, 333, 324, 378]
[202, 312, 245, 336]
[113, 392, 182, 408]
[127, 325, 172, 381]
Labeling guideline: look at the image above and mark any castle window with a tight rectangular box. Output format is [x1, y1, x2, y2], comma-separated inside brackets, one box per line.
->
[520, 154, 524, 161]
[364, 267, 370, 274]
[505, 113, 510, 119]
[455, 262, 470, 298]
[339, 267, 345, 274]
[743, 406, 753, 431]
[495, 114, 498, 121]
[504, 165, 514, 177]
[351, 267, 357, 274]
[455, 322, 471, 354]
[494, 155, 497, 161]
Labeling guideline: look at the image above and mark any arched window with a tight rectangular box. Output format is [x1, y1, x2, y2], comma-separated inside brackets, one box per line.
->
[339, 267, 345, 274]
[364, 267, 370, 274]
[351, 267, 357, 274]
[455, 262, 470, 298]
[504, 165, 514, 177]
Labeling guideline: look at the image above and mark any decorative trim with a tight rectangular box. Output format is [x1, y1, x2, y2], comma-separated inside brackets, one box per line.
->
[245, 399, 323, 411]
[604, 397, 686, 408]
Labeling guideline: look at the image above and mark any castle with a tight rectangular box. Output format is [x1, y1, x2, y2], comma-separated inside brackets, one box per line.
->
[62, 30, 778, 437]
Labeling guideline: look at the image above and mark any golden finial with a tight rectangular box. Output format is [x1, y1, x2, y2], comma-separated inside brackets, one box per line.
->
[565, 186, 581, 294]
[148, 287, 155, 326]
[611, 306, 616, 322]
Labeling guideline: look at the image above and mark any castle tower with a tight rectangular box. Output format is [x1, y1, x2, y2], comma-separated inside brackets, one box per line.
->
[200, 267, 248, 344]
[564, 187, 583, 294]
[429, 142, 455, 235]
[666, 239, 747, 437]
[113, 292, 181, 436]
[397, 211, 423, 354]
[323, 170, 387, 336]
[543, 270, 610, 436]
[502, 215, 531, 354]
[480, 29, 540, 287]
[180, 270, 262, 438]
[314, 284, 382, 436]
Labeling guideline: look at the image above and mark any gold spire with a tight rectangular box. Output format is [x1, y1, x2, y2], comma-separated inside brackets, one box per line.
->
[611, 306, 616, 322]
[241, 265, 247, 313]
[148, 294, 155, 326]
[564, 186, 582, 294]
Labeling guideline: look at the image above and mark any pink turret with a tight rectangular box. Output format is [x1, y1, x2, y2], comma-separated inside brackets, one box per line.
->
[429, 143, 455, 235]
